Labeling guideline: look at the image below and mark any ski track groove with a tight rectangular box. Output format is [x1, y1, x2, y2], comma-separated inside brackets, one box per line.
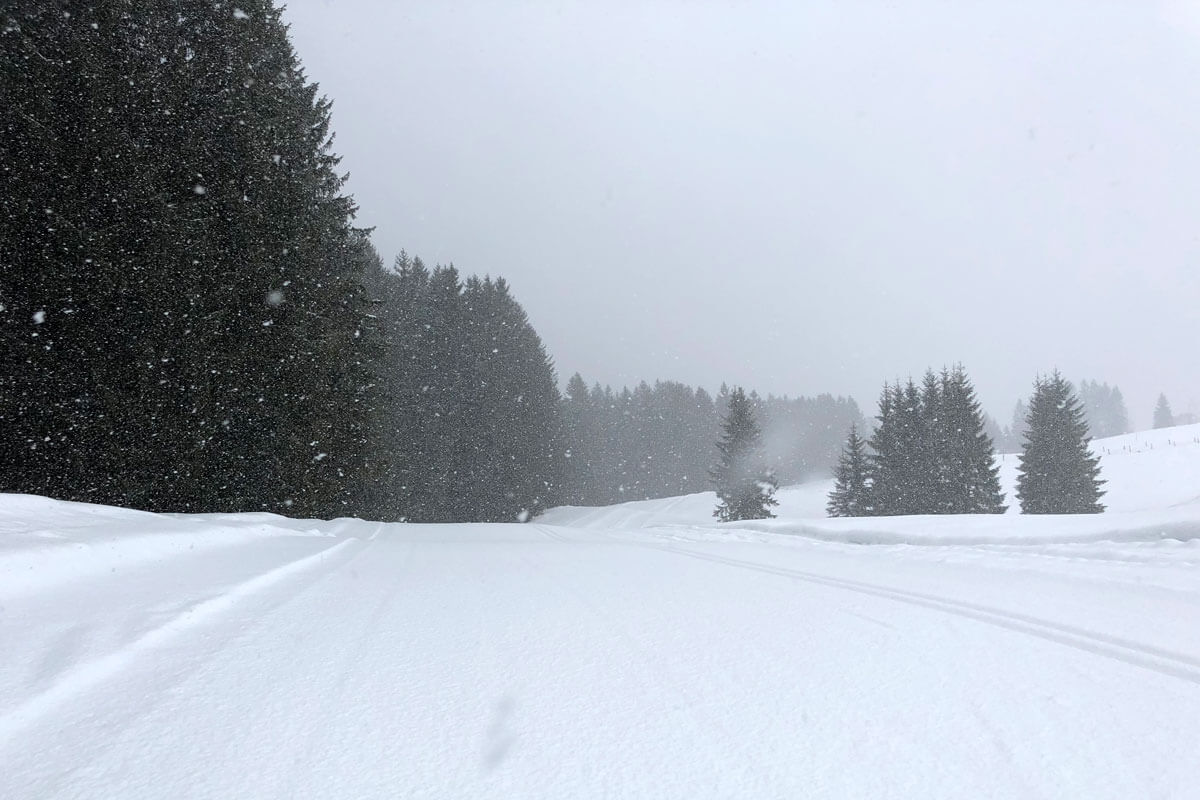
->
[534, 524, 573, 544]
[513, 537, 779, 789]
[276, 526, 404, 799]
[0, 536, 362, 748]
[636, 541, 1200, 686]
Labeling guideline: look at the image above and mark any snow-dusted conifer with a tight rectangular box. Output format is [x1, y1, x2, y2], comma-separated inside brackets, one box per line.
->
[1, 2, 376, 517]
[1153, 393, 1175, 429]
[867, 367, 1004, 515]
[712, 387, 777, 521]
[1016, 372, 1105, 514]
[937, 366, 1006, 514]
[866, 384, 903, 515]
[827, 424, 870, 516]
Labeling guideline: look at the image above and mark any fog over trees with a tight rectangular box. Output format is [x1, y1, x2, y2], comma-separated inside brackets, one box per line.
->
[1, 3, 1179, 523]
[711, 387, 777, 522]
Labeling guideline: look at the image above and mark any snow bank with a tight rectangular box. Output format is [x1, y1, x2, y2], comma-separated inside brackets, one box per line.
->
[0, 494, 335, 600]
[542, 423, 1200, 546]
[720, 509, 1200, 546]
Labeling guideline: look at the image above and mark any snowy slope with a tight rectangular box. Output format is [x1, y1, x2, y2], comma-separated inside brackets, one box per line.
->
[2, 425, 1200, 798]
[542, 422, 1200, 539]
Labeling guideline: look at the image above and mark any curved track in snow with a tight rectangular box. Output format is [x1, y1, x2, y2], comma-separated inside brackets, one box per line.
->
[3, 510, 1200, 798]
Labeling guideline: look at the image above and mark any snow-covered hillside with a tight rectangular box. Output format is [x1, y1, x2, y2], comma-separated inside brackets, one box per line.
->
[3, 425, 1200, 798]
[543, 422, 1200, 539]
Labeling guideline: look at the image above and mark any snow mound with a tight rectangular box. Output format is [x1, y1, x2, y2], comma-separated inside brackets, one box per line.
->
[542, 423, 1200, 546]
[0, 494, 336, 601]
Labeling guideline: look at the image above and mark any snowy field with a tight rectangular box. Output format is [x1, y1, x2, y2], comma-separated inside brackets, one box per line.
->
[4, 426, 1200, 798]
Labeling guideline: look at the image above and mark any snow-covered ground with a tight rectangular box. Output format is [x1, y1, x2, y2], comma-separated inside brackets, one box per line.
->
[3, 426, 1200, 798]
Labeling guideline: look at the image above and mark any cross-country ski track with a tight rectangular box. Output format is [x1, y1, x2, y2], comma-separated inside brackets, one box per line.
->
[3, 490, 1200, 798]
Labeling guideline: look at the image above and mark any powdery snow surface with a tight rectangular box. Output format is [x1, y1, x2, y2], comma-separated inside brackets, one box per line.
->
[3, 426, 1200, 798]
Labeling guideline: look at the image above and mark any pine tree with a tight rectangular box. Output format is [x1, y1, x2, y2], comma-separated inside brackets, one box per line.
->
[458, 276, 562, 522]
[1, 2, 376, 516]
[560, 373, 596, 505]
[591, 383, 623, 502]
[1078, 380, 1130, 438]
[866, 383, 904, 516]
[937, 366, 1006, 514]
[712, 387, 777, 521]
[689, 387, 719, 492]
[827, 424, 870, 516]
[1016, 372, 1105, 514]
[981, 413, 1007, 453]
[865, 367, 1004, 515]
[1109, 386, 1130, 436]
[1009, 399, 1030, 451]
[1154, 393, 1175, 429]
[364, 258, 561, 523]
[894, 379, 931, 514]
[916, 371, 945, 512]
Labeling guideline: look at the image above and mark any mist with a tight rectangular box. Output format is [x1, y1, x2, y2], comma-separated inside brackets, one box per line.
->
[283, 0, 1200, 427]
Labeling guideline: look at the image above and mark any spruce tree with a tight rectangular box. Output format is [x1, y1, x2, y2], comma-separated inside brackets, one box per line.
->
[893, 379, 930, 514]
[712, 387, 777, 521]
[1, 1, 376, 516]
[865, 367, 1005, 515]
[866, 383, 904, 516]
[1109, 386, 1130, 436]
[1009, 399, 1030, 451]
[689, 387, 720, 493]
[560, 373, 597, 505]
[591, 382, 623, 501]
[458, 276, 561, 522]
[862, 379, 929, 515]
[364, 258, 561, 523]
[981, 413, 1007, 453]
[1154, 393, 1175, 429]
[937, 366, 1006, 514]
[916, 371, 945, 512]
[1016, 372, 1105, 514]
[827, 424, 870, 516]
[1079, 380, 1130, 438]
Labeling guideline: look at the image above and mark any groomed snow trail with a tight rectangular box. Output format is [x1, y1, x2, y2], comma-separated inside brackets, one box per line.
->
[3, 501, 1200, 799]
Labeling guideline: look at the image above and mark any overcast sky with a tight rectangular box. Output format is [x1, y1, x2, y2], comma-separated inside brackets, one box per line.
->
[283, 1, 1200, 428]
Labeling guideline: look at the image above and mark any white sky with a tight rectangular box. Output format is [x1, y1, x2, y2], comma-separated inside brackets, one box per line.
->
[284, 0, 1200, 427]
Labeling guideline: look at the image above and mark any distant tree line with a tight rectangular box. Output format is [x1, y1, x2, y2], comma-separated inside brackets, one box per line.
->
[994, 377, 1130, 452]
[23, 4, 1102, 526]
[1077, 379, 1130, 439]
[829, 369, 1104, 516]
[1154, 393, 1175, 429]
[0, 2, 567, 521]
[559, 378, 863, 506]
[2, 3, 866, 522]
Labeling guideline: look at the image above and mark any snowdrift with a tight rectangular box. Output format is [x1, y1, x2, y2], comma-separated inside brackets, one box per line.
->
[540, 422, 1200, 547]
[2, 425, 1199, 799]
[0, 494, 343, 600]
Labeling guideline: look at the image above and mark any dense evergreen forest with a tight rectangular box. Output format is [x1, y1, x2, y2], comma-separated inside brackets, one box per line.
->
[1, 4, 1140, 523]
[359, 254, 561, 523]
[2, 2, 376, 517]
[1, 3, 865, 522]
